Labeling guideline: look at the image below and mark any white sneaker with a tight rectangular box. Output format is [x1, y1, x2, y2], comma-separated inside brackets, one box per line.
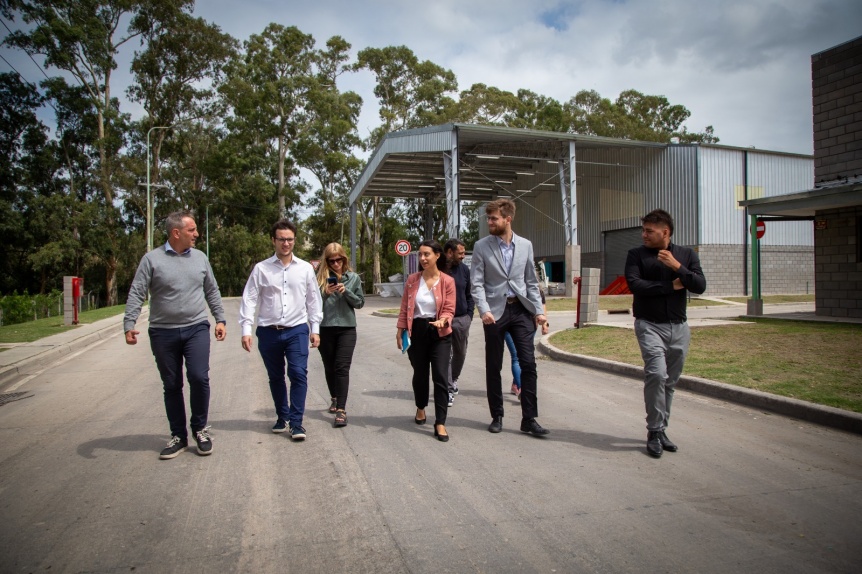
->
[447, 392, 455, 407]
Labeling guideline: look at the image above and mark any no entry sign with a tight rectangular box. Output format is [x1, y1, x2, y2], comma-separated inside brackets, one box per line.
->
[755, 219, 766, 239]
[394, 239, 411, 256]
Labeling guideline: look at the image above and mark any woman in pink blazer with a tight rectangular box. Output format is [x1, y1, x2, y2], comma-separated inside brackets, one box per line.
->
[396, 240, 456, 442]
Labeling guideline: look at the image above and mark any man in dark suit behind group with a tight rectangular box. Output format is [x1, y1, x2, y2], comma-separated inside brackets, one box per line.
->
[470, 198, 549, 436]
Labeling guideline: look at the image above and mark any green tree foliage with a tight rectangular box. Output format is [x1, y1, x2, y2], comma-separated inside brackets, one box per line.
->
[207, 224, 272, 297]
[0, 11, 721, 307]
[4, 0, 191, 304]
[0, 72, 47, 293]
[220, 23, 319, 218]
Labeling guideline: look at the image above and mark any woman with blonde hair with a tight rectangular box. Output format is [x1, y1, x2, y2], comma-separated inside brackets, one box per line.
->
[316, 243, 365, 427]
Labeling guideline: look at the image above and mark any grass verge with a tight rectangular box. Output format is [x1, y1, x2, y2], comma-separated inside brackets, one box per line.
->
[723, 294, 815, 304]
[0, 305, 125, 344]
[549, 318, 862, 413]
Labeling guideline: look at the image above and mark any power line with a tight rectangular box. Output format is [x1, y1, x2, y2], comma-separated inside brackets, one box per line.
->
[0, 51, 60, 116]
[0, 16, 54, 84]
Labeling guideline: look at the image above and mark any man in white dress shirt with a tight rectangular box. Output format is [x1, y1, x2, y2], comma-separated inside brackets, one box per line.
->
[239, 219, 323, 441]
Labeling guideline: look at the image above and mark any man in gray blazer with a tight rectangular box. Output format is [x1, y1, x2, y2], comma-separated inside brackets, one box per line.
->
[471, 198, 549, 436]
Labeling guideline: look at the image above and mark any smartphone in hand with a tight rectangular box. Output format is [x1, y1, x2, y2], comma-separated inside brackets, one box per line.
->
[327, 276, 338, 285]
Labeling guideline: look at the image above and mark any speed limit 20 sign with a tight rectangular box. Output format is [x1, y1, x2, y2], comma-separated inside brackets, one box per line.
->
[394, 239, 412, 256]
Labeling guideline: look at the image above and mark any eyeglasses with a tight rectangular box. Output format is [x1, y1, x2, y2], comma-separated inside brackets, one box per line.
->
[274, 237, 295, 244]
[327, 258, 343, 265]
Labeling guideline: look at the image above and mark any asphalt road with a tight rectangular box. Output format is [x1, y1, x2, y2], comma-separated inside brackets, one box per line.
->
[1, 297, 860, 573]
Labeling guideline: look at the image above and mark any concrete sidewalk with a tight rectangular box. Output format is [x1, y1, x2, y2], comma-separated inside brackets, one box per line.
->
[0, 311, 139, 389]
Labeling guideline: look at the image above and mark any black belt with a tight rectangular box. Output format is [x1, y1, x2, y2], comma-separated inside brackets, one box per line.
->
[506, 296, 519, 304]
[263, 324, 294, 330]
[643, 319, 686, 324]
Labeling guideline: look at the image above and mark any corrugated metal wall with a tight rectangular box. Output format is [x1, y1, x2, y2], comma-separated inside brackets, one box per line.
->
[513, 145, 699, 257]
[699, 147, 814, 246]
[488, 145, 814, 258]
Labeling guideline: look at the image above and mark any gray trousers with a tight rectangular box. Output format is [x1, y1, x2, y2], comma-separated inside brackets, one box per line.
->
[448, 313, 472, 391]
[634, 319, 690, 432]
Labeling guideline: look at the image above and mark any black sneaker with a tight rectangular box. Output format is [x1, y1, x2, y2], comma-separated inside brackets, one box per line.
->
[194, 427, 213, 455]
[448, 392, 455, 407]
[159, 436, 188, 460]
[452, 381, 459, 395]
[272, 418, 287, 433]
[289, 426, 306, 441]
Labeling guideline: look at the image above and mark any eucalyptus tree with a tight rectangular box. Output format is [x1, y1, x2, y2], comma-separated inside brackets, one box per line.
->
[0, 72, 49, 293]
[291, 35, 363, 256]
[126, 5, 237, 248]
[3, 0, 190, 304]
[352, 45, 458, 285]
[219, 23, 319, 218]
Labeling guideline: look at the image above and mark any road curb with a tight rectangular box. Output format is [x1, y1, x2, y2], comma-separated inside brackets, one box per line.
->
[0, 316, 131, 389]
[538, 335, 862, 436]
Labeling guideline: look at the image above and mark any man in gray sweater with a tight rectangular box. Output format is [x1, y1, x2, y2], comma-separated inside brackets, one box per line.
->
[124, 211, 227, 460]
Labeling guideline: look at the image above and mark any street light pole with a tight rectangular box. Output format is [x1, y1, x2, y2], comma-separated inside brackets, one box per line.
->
[146, 125, 172, 252]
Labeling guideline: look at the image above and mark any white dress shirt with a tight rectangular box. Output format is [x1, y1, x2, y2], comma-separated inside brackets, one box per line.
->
[239, 254, 323, 337]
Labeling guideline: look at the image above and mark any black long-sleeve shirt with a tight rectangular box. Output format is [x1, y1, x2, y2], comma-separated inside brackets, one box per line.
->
[624, 243, 706, 323]
[444, 262, 474, 317]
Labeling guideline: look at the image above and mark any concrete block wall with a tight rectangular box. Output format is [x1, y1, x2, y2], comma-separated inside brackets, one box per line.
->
[812, 36, 862, 183]
[698, 244, 815, 296]
[814, 207, 862, 318]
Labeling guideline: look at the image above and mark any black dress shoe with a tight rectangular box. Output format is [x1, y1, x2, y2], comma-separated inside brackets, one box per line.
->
[647, 431, 663, 458]
[488, 416, 503, 433]
[520, 418, 550, 436]
[659, 431, 678, 452]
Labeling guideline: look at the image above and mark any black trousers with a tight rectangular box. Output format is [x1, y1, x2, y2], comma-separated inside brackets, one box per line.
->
[483, 300, 539, 420]
[407, 318, 452, 425]
[317, 326, 357, 410]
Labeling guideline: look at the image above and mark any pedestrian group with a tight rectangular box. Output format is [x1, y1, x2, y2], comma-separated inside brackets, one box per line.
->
[123, 201, 705, 460]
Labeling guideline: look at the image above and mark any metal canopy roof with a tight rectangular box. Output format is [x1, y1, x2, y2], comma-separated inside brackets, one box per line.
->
[739, 177, 862, 217]
[349, 123, 667, 205]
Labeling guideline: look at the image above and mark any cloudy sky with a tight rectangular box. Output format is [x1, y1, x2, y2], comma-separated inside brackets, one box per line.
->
[4, 0, 861, 156]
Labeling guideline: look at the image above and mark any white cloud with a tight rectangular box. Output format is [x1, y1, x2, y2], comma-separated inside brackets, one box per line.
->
[3, 0, 860, 156]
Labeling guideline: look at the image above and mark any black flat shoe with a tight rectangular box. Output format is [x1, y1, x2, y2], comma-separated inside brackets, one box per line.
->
[414, 409, 426, 425]
[434, 424, 449, 442]
[488, 416, 503, 433]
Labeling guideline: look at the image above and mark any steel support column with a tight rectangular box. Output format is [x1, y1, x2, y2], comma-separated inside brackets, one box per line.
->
[444, 128, 460, 239]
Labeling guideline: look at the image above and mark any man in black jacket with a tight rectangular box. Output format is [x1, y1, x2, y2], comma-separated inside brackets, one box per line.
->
[443, 238, 474, 406]
[625, 209, 706, 458]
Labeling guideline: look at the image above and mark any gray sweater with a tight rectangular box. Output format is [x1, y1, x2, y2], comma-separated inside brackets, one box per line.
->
[124, 246, 225, 332]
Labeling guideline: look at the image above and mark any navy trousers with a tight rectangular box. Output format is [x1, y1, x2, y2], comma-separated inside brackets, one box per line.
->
[256, 324, 310, 428]
[149, 321, 211, 439]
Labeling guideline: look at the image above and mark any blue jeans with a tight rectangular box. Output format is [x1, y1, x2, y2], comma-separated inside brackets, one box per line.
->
[504, 331, 522, 389]
[149, 321, 211, 439]
[256, 324, 310, 428]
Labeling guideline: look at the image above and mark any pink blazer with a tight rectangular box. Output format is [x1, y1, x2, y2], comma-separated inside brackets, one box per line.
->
[396, 272, 455, 337]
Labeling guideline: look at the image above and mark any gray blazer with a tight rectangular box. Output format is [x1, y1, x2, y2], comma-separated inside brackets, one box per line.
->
[470, 233, 543, 320]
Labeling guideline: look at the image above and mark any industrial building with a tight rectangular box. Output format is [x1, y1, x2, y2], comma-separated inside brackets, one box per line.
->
[348, 123, 814, 296]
